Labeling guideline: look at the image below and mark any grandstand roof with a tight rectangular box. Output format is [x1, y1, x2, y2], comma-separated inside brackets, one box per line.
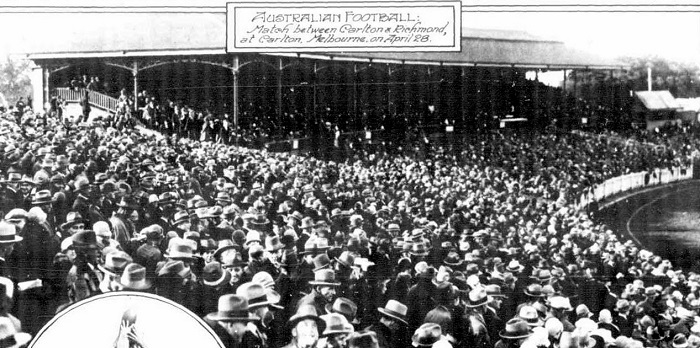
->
[635, 91, 682, 110]
[18, 11, 624, 70]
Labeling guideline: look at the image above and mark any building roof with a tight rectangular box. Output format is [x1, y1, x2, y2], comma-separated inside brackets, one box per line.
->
[635, 91, 681, 110]
[676, 98, 700, 113]
[17, 11, 624, 70]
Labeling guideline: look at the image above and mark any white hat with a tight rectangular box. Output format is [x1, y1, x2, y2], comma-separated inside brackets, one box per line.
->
[93, 221, 112, 238]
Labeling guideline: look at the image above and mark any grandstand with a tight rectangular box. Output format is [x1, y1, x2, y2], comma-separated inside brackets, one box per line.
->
[18, 8, 628, 144]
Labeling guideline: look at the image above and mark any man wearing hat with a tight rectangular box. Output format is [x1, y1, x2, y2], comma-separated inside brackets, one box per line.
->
[133, 225, 164, 275]
[297, 269, 340, 317]
[485, 284, 507, 341]
[547, 296, 575, 332]
[205, 294, 261, 348]
[494, 318, 533, 348]
[110, 196, 140, 253]
[60, 211, 85, 237]
[236, 281, 284, 348]
[326, 297, 360, 330]
[364, 300, 410, 348]
[0, 222, 22, 279]
[282, 305, 324, 348]
[613, 299, 634, 337]
[318, 313, 354, 348]
[65, 230, 102, 307]
[464, 287, 492, 348]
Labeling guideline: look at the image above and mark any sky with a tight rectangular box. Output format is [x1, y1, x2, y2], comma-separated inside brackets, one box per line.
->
[0, 1, 698, 63]
[462, 11, 700, 64]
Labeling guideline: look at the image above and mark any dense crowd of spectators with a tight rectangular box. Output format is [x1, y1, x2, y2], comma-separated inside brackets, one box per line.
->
[0, 91, 697, 348]
[73, 69, 629, 149]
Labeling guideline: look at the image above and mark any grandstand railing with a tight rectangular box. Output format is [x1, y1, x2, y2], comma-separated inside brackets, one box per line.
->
[576, 164, 694, 209]
[55, 88, 117, 113]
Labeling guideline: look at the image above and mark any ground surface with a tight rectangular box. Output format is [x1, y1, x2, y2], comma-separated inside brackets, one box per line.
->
[598, 180, 700, 271]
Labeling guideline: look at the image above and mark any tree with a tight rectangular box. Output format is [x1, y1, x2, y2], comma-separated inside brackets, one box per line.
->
[616, 55, 700, 97]
[0, 56, 32, 107]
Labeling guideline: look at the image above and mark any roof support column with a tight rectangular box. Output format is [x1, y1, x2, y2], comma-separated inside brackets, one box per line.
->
[572, 70, 578, 118]
[30, 64, 47, 113]
[353, 64, 358, 130]
[313, 62, 318, 127]
[277, 57, 283, 137]
[132, 61, 139, 112]
[609, 69, 614, 123]
[460, 66, 466, 132]
[232, 55, 239, 130]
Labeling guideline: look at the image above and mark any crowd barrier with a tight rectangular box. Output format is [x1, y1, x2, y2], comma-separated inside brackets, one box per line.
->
[576, 164, 694, 209]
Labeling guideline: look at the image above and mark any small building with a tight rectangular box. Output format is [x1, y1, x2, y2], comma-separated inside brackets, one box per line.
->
[633, 90, 682, 130]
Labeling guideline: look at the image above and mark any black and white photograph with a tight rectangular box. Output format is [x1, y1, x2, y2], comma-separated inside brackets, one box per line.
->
[0, 1, 699, 347]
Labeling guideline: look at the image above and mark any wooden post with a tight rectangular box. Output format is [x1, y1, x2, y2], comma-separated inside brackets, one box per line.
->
[313, 62, 318, 125]
[277, 57, 283, 136]
[132, 61, 139, 112]
[232, 55, 240, 129]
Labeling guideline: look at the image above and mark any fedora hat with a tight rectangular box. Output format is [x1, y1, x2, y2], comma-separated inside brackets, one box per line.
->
[215, 191, 232, 204]
[165, 241, 195, 260]
[325, 297, 360, 325]
[236, 282, 282, 310]
[485, 284, 507, 298]
[0, 222, 22, 244]
[443, 251, 463, 267]
[98, 251, 133, 276]
[410, 242, 430, 257]
[158, 192, 178, 205]
[531, 269, 552, 283]
[0, 317, 31, 348]
[576, 304, 593, 319]
[300, 217, 315, 229]
[117, 263, 152, 290]
[202, 262, 231, 287]
[4, 209, 27, 224]
[466, 288, 489, 308]
[289, 305, 325, 330]
[335, 251, 355, 269]
[60, 211, 84, 230]
[171, 211, 190, 226]
[73, 176, 90, 192]
[287, 211, 303, 223]
[212, 243, 239, 260]
[518, 306, 544, 327]
[2, 173, 21, 184]
[549, 296, 573, 311]
[412, 323, 442, 347]
[207, 295, 260, 322]
[157, 260, 191, 279]
[199, 206, 223, 220]
[615, 299, 631, 313]
[377, 300, 408, 325]
[499, 318, 534, 340]
[524, 284, 546, 298]
[321, 313, 354, 336]
[313, 253, 331, 272]
[506, 260, 524, 273]
[251, 271, 275, 290]
[31, 190, 53, 205]
[71, 230, 97, 249]
[309, 269, 340, 287]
